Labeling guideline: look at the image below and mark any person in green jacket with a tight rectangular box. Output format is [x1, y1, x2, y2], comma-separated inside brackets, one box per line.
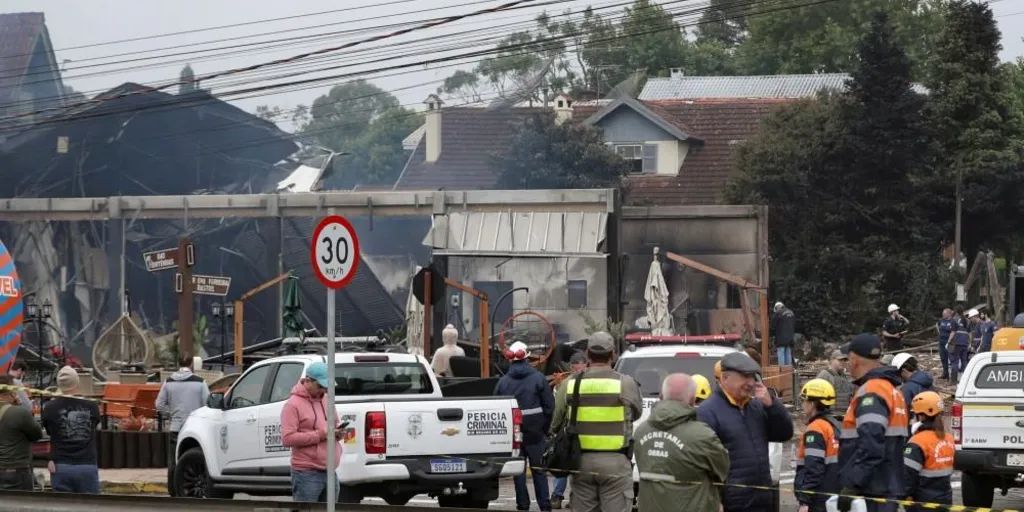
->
[634, 373, 730, 512]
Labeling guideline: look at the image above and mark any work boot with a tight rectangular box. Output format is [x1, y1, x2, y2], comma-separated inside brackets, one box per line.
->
[551, 495, 564, 509]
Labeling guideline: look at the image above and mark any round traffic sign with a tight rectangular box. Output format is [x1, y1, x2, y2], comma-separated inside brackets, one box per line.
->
[311, 215, 360, 289]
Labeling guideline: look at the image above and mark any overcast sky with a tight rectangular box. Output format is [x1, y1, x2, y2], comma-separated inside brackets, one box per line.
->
[5, 0, 1024, 124]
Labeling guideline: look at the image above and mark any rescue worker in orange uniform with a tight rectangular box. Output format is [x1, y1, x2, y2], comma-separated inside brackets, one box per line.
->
[794, 379, 841, 512]
[837, 334, 909, 512]
[903, 391, 954, 511]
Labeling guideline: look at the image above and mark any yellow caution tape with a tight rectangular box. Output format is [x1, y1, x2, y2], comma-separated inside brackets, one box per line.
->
[0, 382, 165, 417]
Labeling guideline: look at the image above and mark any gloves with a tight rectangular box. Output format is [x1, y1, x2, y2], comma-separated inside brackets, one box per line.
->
[837, 488, 858, 512]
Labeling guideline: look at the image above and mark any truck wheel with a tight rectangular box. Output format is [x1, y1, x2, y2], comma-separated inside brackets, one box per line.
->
[961, 472, 994, 508]
[173, 447, 233, 499]
[383, 492, 415, 505]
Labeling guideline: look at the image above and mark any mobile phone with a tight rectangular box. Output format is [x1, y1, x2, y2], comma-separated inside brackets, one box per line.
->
[337, 421, 350, 430]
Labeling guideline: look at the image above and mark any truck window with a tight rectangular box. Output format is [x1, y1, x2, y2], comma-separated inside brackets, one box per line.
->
[617, 357, 718, 397]
[269, 363, 304, 403]
[974, 363, 1024, 388]
[335, 362, 432, 395]
[229, 365, 272, 408]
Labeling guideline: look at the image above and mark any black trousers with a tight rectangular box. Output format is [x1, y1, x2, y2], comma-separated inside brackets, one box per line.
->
[0, 468, 34, 491]
[167, 432, 178, 496]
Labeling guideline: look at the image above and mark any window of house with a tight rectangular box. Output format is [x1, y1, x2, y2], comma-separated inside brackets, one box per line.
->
[568, 280, 588, 309]
[614, 144, 657, 174]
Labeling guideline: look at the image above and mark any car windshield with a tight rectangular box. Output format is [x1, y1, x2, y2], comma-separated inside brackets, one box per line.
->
[335, 362, 433, 395]
[617, 355, 719, 397]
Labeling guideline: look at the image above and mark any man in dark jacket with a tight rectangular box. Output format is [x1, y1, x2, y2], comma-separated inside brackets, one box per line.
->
[42, 367, 101, 493]
[635, 373, 730, 512]
[838, 334, 909, 512]
[697, 352, 794, 512]
[495, 341, 554, 511]
[0, 374, 42, 490]
[890, 354, 933, 410]
[771, 302, 796, 366]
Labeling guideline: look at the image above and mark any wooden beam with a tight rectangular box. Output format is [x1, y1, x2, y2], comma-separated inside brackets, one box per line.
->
[233, 300, 244, 367]
[239, 272, 291, 301]
[664, 251, 765, 292]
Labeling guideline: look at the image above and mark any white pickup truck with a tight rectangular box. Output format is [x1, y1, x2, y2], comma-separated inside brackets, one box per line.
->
[172, 352, 524, 508]
[616, 342, 784, 512]
[954, 350, 1024, 508]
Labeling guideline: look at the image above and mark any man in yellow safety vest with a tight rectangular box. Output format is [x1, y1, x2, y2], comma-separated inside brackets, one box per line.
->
[549, 332, 642, 512]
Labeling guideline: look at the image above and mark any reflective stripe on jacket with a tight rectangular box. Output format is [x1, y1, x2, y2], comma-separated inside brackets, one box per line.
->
[839, 366, 908, 498]
[795, 415, 840, 512]
[569, 373, 627, 451]
[903, 426, 954, 505]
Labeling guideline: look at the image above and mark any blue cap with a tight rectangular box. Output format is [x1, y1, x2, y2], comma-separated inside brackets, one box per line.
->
[847, 333, 882, 360]
[305, 361, 331, 388]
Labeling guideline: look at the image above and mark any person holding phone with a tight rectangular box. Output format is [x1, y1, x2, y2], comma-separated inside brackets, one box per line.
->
[281, 362, 342, 503]
[697, 352, 794, 512]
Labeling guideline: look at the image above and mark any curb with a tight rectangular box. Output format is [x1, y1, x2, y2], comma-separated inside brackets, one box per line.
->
[101, 481, 168, 495]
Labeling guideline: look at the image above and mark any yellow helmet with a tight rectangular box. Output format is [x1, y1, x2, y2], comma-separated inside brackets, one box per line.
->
[800, 378, 836, 406]
[692, 374, 712, 401]
[714, 360, 723, 381]
[911, 391, 944, 416]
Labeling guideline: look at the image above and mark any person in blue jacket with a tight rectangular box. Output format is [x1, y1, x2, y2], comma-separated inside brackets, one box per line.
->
[947, 309, 971, 383]
[697, 352, 794, 512]
[890, 353, 933, 414]
[495, 341, 555, 511]
[935, 309, 955, 380]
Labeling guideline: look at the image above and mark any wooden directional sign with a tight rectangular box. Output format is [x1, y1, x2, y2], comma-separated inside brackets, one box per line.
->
[143, 248, 178, 272]
[144, 244, 194, 272]
[191, 274, 232, 296]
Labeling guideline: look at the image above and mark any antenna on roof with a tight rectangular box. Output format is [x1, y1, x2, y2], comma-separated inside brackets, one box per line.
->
[487, 57, 555, 111]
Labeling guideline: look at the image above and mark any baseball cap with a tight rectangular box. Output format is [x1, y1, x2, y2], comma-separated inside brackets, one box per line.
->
[847, 333, 882, 359]
[305, 361, 331, 388]
[829, 349, 848, 361]
[720, 352, 761, 375]
[587, 332, 615, 354]
[569, 351, 588, 365]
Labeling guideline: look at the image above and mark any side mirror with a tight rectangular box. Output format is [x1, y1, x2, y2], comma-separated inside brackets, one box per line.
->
[207, 392, 225, 410]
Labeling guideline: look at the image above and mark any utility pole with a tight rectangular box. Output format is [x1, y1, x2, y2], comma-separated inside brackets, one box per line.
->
[954, 166, 963, 269]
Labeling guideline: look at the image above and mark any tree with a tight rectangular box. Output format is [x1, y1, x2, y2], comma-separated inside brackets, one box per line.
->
[922, 0, 1024, 256]
[300, 80, 421, 186]
[492, 112, 629, 189]
[696, 0, 748, 46]
[728, 12, 944, 337]
[735, 0, 943, 78]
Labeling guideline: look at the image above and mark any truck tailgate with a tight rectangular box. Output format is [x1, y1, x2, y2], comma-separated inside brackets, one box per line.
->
[962, 402, 1024, 450]
[385, 398, 516, 457]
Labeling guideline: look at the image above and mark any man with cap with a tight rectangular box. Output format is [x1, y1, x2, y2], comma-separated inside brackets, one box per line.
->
[697, 352, 794, 512]
[42, 366, 101, 493]
[881, 304, 909, 352]
[157, 355, 210, 495]
[550, 351, 588, 509]
[281, 361, 342, 502]
[495, 341, 555, 511]
[771, 301, 796, 366]
[837, 334, 908, 512]
[430, 324, 465, 377]
[816, 350, 854, 421]
[549, 332, 642, 512]
[0, 374, 42, 490]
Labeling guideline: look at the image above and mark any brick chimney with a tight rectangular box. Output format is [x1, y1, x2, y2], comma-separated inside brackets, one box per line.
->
[553, 93, 573, 125]
[424, 94, 443, 163]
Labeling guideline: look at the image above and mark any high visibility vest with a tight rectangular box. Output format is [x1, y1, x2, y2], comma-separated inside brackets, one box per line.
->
[906, 430, 955, 478]
[841, 378, 909, 440]
[795, 417, 840, 467]
[569, 376, 627, 451]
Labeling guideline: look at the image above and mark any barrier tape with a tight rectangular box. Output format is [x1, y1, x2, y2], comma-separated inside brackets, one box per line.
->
[0, 382, 167, 418]
[433, 450, 1018, 512]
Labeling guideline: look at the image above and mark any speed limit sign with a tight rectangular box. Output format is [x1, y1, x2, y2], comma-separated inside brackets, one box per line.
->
[311, 215, 360, 289]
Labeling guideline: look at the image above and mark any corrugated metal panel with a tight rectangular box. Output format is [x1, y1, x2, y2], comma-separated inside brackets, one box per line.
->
[426, 211, 607, 255]
[639, 74, 850, 100]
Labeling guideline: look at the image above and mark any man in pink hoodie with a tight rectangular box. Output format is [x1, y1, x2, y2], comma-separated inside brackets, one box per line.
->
[281, 361, 342, 502]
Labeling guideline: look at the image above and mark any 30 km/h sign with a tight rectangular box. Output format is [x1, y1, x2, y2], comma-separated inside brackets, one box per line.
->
[311, 215, 360, 289]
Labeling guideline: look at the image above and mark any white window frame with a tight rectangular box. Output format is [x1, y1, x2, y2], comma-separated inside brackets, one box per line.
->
[613, 143, 657, 174]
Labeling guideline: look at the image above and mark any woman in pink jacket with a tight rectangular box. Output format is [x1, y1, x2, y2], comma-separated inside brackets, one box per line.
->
[281, 361, 342, 502]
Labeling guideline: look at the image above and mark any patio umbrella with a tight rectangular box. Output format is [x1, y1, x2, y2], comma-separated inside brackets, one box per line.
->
[282, 275, 304, 339]
[645, 247, 672, 336]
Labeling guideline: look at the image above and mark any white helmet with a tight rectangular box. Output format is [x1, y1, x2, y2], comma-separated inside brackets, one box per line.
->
[891, 353, 915, 371]
[967, 308, 979, 319]
[887, 304, 900, 314]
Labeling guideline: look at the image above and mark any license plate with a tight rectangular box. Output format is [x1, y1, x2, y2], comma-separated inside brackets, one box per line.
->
[430, 459, 467, 473]
[1008, 453, 1024, 467]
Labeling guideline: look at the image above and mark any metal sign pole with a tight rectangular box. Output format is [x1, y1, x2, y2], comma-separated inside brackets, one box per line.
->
[326, 286, 336, 510]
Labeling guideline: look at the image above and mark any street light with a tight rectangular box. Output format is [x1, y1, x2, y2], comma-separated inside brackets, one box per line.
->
[211, 301, 234, 371]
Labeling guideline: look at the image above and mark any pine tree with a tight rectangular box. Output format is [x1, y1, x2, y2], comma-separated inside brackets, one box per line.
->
[923, 0, 1024, 255]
